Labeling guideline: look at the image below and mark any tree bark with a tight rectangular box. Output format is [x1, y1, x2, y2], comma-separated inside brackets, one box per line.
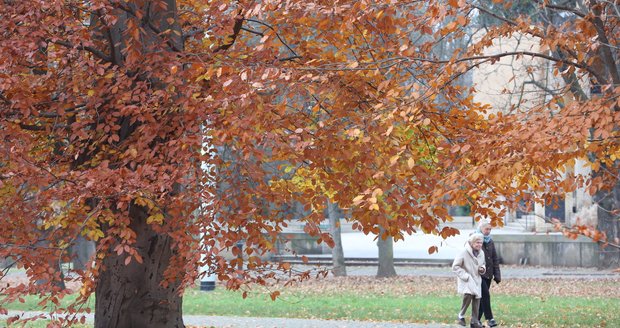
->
[89, 1, 185, 326]
[95, 204, 183, 328]
[326, 200, 346, 277]
[595, 181, 620, 268]
[376, 227, 397, 278]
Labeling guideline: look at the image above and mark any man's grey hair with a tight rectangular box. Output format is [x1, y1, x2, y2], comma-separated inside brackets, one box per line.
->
[478, 218, 492, 230]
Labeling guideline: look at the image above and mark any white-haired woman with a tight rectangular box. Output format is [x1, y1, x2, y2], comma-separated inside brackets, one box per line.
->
[476, 219, 501, 327]
[452, 233, 486, 328]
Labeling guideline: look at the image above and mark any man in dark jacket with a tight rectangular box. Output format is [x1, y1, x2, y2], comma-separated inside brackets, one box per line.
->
[477, 219, 501, 327]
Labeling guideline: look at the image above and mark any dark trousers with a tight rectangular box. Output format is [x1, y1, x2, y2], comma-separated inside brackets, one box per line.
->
[478, 277, 494, 321]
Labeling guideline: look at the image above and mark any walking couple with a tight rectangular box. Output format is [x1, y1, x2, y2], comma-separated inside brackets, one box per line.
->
[452, 219, 501, 328]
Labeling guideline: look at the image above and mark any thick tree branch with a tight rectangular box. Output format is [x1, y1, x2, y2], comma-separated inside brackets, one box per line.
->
[93, 9, 121, 66]
[183, 28, 206, 40]
[471, 3, 517, 27]
[37, 104, 85, 118]
[112, 2, 183, 52]
[0, 243, 62, 250]
[554, 49, 589, 101]
[214, 10, 244, 52]
[533, 0, 587, 18]
[18, 122, 68, 131]
[448, 50, 603, 82]
[240, 27, 263, 36]
[590, 0, 620, 86]
[279, 55, 303, 62]
[525, 80, 561, 96]
[18, 123, 46, 131]
[297, 52, 597, 77]
[50, 40, 111, 62]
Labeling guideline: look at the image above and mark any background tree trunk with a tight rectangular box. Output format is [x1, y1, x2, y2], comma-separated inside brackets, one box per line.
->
[326, 200, 346, 277]
[95, 204, 183, 328]
[596, 182, 620, 268]
[71, 236, 95, 271]
[376, 227, 396, 278]
[35, 229, 66, 291]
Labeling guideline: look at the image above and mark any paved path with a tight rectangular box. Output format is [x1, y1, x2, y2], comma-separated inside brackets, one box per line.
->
[183, 315, 459, 327]
[2, 311, 459, 327]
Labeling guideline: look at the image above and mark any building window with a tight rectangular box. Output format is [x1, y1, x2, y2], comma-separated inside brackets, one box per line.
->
[448, 205, 471, 216]
[516, 193, 535, 218]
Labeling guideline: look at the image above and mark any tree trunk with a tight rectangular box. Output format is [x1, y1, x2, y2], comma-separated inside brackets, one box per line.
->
[596, 181, 620, 268]
[326, 200, 346, 277]
[376, 227, 397, 278]
[90, 1, 185, 326]
[95, 205, 183, 328]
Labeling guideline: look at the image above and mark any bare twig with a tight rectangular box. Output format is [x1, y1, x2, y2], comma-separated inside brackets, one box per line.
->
[240, 27, 263, 36]
[245, 18, 300, 60]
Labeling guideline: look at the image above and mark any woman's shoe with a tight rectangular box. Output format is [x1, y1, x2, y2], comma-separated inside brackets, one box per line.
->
[488, 319, 498, 327]
[457, 317, 466, 326]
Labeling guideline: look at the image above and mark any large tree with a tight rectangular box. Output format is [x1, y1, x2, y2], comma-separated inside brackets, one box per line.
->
[0, 0, 618, 326]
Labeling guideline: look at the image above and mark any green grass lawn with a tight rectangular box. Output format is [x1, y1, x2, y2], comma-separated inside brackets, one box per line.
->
[4, 277, 620, 327]
[181, 289, 619, 327]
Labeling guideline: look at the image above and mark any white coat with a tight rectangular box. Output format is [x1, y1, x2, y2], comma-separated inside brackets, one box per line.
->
[452, 242, 486, 298]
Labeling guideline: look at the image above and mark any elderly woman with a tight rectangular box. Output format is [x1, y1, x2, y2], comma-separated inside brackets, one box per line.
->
[452, 233, 486, 328]
[476, 219, 501, 327]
